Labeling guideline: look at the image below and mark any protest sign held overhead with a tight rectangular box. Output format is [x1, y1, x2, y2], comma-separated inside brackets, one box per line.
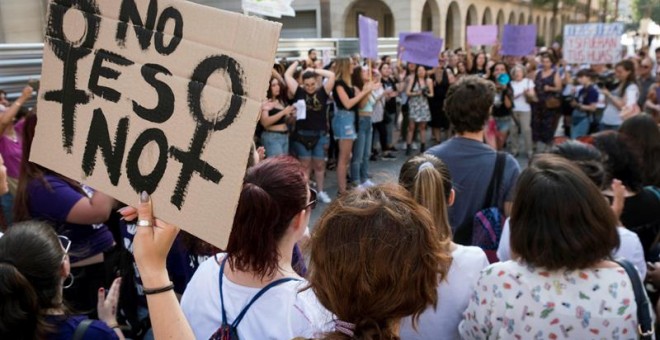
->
[467, 25, 498, 46]
[563, 23, 624, 64]
[400, 33, 443, 67]
[501, 25, 536, 56]
[31, 0, 282, 249]
[358, 15, 379, 60]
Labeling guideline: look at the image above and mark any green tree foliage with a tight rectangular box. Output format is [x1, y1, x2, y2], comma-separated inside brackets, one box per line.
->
[633, 0, 660, 23]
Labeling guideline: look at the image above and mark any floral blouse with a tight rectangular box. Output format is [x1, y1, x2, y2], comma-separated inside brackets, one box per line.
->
[459, 261, 639, 340]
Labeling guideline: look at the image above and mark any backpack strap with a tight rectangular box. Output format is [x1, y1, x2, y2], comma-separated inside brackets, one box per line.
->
[72, 319, 94, 340]
[645, 186, 660, 201]
[482, 152, 507, 209]
[614, 259, 655, 339]
[218, 256, 300, 330]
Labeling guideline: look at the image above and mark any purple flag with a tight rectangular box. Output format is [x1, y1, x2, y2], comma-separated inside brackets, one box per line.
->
[467, 25, 498, 46]
[501, 25, 537, 56]
[359, 15, 379, 60]
[400, 34, 443, 67]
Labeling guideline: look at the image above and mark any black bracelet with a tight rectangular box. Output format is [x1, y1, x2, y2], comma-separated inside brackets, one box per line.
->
[143, 282, 174, 295]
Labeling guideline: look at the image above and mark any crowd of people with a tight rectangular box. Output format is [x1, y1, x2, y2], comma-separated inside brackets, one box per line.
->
[0, 40, 659, 340]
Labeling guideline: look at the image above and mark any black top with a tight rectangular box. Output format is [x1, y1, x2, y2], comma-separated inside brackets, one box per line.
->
[491, 86, 514, 117]
[429, 70, 450, 111]
[607, 188, 660, 260]
[294, 87, 329, 132]
[268, 107, 286, 126]
[332, 79, 355, 111]
[381, 77, 397, 113]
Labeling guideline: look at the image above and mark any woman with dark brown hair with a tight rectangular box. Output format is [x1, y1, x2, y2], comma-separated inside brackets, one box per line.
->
[460, 155, 643, 338]
[180, 156, 330, 339]
[13, 113, 117, 314]
[307, 184, 451, 339]
[0, 221, 122, 339]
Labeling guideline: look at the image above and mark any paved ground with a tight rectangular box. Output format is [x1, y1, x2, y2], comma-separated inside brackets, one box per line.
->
[308, 139, 530, 228]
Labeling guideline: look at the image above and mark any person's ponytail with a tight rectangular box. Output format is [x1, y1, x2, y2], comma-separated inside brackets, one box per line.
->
[0, 262, 46, 340]
[414, 164, 451, 241]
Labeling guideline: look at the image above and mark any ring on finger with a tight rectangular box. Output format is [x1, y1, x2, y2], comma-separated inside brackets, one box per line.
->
[137, 219, 152, 227]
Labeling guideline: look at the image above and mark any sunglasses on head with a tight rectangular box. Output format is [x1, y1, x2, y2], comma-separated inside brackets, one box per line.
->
[304, 188, 317, 210]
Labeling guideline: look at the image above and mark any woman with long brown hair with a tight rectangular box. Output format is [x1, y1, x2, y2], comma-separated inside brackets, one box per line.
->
[13, 113, 117, 314]
[332, 58, 373, 194]
[601, 59, 640, 130]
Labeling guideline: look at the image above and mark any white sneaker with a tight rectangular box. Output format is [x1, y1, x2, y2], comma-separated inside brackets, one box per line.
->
[317, 191, 331, 203]
[361, 180, 376, 188]
[411, 142, 419, 150]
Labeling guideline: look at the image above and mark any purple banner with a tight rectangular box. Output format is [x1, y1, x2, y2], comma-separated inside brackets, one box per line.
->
[400, 33, 443, 67]
[501, 25, 537, 56]
[467, 25, 498, 46]
[359, 15, 379, 60]
[398, 31, 433, 56]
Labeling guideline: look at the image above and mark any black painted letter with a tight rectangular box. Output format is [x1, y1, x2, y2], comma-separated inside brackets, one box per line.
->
[126, 129, 169, 195]
[116, 0, 158, 49]
[154, 7, 183, 55]
[82, 109, 129, 185]
[88, 49, 135, 103]
[132, 63, 174, 123]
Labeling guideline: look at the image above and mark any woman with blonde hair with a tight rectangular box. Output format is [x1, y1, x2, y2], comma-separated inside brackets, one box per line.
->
[332, 58, 374, 194]
[398, 155, 488, 340]
[307, 184, 451, 339]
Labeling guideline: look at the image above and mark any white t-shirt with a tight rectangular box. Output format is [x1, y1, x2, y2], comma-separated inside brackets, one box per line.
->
[400, 245, 489, 340]
[511, 79, 535, 112]
[180, 254, 332, 340]
[602, 84, 639, 126]
[497, 218, 647, 278]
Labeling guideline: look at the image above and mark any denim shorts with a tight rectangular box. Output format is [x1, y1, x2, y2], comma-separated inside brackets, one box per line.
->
[292, 130, 329, 160]
[332, 109, 357, 140]
[494, 116, 513, 133]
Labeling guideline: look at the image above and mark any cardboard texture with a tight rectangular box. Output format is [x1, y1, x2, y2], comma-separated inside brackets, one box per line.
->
[400, 33, 443, 67]
[467, 25, 498, 46]
[501, 25, 537, 56]
[358, 15, 379, 60]
[32, 0, 282, 249]
[563, 23, 624, 64]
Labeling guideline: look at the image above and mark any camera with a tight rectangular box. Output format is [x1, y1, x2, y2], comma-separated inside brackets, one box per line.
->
[596, 73, 617, 91]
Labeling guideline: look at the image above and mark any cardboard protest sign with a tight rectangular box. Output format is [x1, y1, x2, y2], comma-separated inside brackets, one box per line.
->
[501, 25, 536, 56]
[400, 33, 443, 67]
[32, 0, 282, 249]
[467, 25, 498, 46]
[563, 23, 624, 64]
[358, 15, 379, 60]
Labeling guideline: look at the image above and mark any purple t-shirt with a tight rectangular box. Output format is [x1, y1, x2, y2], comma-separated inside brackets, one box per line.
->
[0, 119, 24, 179]
[28, 174, 114, 262]
[45, 315, 118, 340]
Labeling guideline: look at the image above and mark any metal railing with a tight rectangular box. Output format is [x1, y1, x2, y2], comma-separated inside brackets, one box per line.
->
[0, 38, 401, 103]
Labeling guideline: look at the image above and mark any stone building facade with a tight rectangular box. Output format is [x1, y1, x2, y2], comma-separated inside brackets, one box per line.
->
[0, 0, 599, 48]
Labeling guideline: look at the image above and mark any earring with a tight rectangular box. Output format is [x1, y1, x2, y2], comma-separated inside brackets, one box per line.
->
[63, 272, 74, 289]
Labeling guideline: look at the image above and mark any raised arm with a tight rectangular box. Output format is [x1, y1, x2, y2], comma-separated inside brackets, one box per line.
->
[0, 86, 33, 133]
[315, 68, 336, 95]
[122, 193, 195, 340]
[336, 82, 373, 110]
[284, 61, 301, 99]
